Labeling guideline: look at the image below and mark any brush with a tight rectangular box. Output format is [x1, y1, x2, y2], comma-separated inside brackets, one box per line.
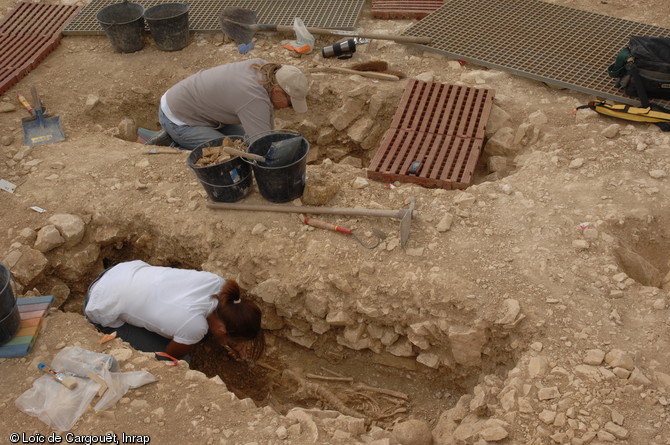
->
[38, 363, 78, 389]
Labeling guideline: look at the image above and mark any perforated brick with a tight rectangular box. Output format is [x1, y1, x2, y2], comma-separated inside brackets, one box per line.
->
[367, 79, 494, 190]
[0, 2, 81, 95]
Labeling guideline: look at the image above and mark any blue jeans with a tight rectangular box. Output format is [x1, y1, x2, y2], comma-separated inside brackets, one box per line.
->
[158, 107, 245, 150]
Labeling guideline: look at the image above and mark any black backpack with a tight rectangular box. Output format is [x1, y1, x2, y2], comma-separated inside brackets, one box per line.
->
[608, 36, 670, 106]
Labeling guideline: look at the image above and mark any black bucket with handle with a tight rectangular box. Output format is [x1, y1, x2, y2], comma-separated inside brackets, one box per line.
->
[0, 264, 21, 346]
[187, 138, 253, 202]
[144, 3, 190, 51]
[245, 130, 310, 203]
[96, 1, 146, 53]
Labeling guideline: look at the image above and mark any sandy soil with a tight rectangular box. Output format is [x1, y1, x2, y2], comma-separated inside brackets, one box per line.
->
[1, 0, 670, 444]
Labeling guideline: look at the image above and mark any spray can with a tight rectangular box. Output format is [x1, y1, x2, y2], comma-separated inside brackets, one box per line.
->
[38, 363, 77, 389]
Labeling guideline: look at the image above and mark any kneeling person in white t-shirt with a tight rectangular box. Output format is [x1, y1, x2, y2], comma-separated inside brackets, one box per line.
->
[84, 260, 262, 362]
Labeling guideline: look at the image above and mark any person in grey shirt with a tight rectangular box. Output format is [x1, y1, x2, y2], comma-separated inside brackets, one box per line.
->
[149, 58, 309, 149]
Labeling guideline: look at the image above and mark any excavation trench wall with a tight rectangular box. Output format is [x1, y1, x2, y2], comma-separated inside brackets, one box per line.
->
[4, 212, 527, 427]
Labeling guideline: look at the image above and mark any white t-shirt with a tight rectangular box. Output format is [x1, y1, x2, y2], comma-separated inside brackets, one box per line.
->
[85, 260, 224, 345]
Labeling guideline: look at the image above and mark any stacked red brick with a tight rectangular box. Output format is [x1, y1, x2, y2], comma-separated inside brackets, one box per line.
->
[367, 79, 495, 190]
[0, 2, 81, 94]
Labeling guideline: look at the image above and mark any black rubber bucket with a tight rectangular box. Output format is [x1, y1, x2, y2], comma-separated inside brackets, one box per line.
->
[187, 138, 253, 202]
[96, 2, 146, 53]
[246, 131, 310, 203]
[144, 3, 189, 52]
[0, 264, 20, 346]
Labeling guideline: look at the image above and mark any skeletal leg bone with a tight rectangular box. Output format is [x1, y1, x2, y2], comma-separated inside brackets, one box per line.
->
[283, 368, 366, 419]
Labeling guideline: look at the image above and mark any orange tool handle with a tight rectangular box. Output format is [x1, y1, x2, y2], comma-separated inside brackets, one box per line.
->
[304, 217, 352, 235]
[17, 93, 34, 113]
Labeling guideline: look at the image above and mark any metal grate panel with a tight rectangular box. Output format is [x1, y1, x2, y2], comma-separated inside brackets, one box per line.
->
[367, 79, 494, 190]
[0, 2, 81, 95]
[403, 0, 670, 107]
[371, 1, 443, 20]
[63, 0, 364, 35]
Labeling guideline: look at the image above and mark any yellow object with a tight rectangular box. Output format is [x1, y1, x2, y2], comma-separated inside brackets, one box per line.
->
[583, 101, 670, 124]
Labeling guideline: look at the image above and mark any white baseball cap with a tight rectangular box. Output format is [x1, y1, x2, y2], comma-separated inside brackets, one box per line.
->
[276, 66, 309, 113]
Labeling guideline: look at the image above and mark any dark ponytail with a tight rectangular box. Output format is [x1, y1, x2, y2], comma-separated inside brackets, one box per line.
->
[215, 280, 261, 340]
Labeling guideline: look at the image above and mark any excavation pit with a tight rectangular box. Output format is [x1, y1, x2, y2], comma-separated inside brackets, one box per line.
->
[606, 214, 670, 288]
[25, 221, 520, 433]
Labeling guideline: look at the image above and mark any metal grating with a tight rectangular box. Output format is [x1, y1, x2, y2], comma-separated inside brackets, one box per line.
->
[371, 0, 443, 20]
[0, 2, 81, 95]
[63, 0, 364, 35]
[403, 0, 670, 107]
[367, 79, 495, 190]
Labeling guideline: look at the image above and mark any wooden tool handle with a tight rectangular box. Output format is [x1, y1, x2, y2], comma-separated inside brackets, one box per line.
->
[17, 93, 34, 113]
[261, 24, 431, 44]
[222, 146, 266, 162]
[304, 217, 352, 235]
[310, 67, 399, 81]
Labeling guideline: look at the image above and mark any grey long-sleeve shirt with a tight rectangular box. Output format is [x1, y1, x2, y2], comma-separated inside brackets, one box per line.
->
[165, 58, 273, 139]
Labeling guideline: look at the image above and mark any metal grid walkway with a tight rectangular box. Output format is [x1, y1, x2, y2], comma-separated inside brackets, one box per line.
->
[403, 0, 670, 107]
[371, 1, 444, 19]
[0, 2, 81, 95]
[367, 80, 495, 190]
[63, 0, 364, 35]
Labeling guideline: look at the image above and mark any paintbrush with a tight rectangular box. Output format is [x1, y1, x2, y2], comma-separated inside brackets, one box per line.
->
[38, 363, 78, 389]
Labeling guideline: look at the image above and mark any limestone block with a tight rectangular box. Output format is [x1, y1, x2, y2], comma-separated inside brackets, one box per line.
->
[338, 324, 370, 350]
[253, 278, 285, 304]
[380, 328, 400, 346]
[484, 104, 511, 137]
[48, 213, 85, 247]
[304, 293, 329, 318]
[330, 98, 365, 131]
[286, 329, 318, 348]
[448, 326, 487, 366]
[605, 349, 634, 371]
[628, 367, 652, 386]
[326, 310, 353, 326]
[118, 118, 137, 142]
[495, 299, 521, 325]
[387, 337, 415, 357]
[528, 110, 548, 126]
[417, 352, 440, 369]
[3, 247, 48, 285]
[15, 228, 37, 245]
[34, 225, 65, 252]
[436, 213, 454, 232]
[390, 419, 432, 445]
[347, 116, 374, 143]
[485, 127, 519, 156]
[487, 156, 508, 173]
[583, 349, 605, 365]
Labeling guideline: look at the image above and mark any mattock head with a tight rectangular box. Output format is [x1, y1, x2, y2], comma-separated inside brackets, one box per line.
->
[400, 196, 415, 249]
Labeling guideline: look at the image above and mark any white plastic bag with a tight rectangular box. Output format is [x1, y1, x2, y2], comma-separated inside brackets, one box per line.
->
[94, 367, 157, 411]
[15, 375, 99, 431]
[15, 346, 157, 430]
[282, 18, 314, 54]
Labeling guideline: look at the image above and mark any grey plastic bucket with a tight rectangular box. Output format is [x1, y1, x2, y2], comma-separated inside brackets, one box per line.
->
[246, 131, 310, 203]
[0, 264, 20, 346]
[96, 2, 146, 53]
[187, 138, 253, 202]
[144, 3, 189, 51]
